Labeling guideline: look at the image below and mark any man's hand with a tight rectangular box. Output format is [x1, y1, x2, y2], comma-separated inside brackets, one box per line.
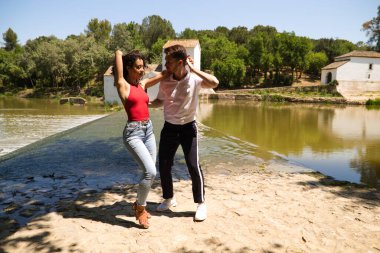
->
[186, 56, 195, 71]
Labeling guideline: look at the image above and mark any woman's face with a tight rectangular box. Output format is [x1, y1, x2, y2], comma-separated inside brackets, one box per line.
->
[127, 58, 145, 82]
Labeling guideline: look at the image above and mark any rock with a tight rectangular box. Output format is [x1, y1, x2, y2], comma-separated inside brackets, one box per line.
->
[0, 217, 20, 236]
[4, 203, 22, 214]
[19, 206, 41, 217]
[60, 97, 87, 105]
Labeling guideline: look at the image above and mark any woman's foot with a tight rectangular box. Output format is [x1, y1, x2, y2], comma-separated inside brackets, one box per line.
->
[133, 202, 150, 229]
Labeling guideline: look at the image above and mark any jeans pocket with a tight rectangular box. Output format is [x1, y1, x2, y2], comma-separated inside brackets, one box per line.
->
[124, 124, 138, 138]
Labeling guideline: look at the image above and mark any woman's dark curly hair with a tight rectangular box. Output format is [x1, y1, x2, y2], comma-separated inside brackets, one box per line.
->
[113, 50, 146, 79]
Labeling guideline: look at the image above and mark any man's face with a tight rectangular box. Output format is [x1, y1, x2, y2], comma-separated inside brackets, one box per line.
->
[165, 55, 182, 74]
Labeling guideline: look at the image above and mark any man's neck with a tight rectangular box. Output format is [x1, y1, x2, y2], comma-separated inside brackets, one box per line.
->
[173, 68, 188, 81]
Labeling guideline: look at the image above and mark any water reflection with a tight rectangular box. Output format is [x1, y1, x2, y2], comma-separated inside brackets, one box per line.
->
[198, 100, 380, 188]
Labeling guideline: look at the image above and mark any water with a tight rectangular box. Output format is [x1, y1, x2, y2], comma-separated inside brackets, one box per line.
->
[1, 97, 379, 188]
[198, 100, 380, 188]
[4, 97, 378, 227]
[0, 97, 109, 157]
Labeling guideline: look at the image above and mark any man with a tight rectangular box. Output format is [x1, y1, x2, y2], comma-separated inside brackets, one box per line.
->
[151, 44, 219, 221]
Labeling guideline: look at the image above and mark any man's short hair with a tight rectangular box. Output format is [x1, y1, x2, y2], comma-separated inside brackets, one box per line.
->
[164, 44, 187, 63]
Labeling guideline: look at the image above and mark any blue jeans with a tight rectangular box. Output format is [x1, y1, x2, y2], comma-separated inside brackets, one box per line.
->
[123, 120, 157, 206]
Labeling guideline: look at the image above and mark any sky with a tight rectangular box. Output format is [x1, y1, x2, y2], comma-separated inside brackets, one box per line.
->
[0, 0, 378, 45]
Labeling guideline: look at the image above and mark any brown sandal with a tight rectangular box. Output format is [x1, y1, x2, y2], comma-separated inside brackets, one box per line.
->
[133, 202, 150, 229]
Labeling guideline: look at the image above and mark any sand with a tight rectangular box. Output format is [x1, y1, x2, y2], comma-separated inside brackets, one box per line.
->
[1, 167, 379, 253]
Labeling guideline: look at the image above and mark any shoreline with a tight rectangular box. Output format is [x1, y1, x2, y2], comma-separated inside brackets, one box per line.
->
[1, 168, 379, 253]
[1, 98, 379, 252]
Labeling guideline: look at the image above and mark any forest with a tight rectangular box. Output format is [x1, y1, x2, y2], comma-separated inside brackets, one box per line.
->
[0, 8, 379, 96]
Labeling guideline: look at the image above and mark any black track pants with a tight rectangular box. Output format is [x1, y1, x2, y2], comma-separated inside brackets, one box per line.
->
[158, 120, 205, 203]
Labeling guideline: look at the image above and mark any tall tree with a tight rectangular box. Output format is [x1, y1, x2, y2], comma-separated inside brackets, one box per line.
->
[179, 28, 199, 39]
[362, 5, 380, 51]
[140, 15, 175, 50]
[108, 22, 145, 52]
[85, 18, 112, 43]
[2, 28, 18, 51]
[229, 26, 249, 45]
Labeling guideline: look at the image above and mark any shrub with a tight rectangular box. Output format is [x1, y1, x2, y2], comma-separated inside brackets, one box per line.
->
[365, 98, 380, 106]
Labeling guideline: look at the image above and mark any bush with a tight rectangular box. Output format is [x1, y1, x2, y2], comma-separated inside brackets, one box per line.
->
[272, 73, 293, 87]
[85, 86, 104, 97]
[365, 98, 380, 106]
[211, 57, 246, 88]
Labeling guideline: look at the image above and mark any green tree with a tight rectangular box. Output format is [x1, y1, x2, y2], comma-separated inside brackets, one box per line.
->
[250, 25, 278, 37]
[229, 26, 249, 45]
[63, 35, 112, 88]
[85, 18, 112, 43]
[247, 35, 264, 74]
[179, 28, 199, 39]
[314, 38, 356, 62]
[151, 38, 166, 64]
[0, 47, 26, 90]
[305, 51, 328, 77]
[2, 28, 19, 51]
[362, 5, 380, 51]
[201, 36, 246, 86]
[211, 57, 246, 87]
[278, 32, 312, 81]
[140, 15, 175, 50]
[24, 37, 67, 87]
[214, 26, 229, 37]
[109, 22, 146, 53]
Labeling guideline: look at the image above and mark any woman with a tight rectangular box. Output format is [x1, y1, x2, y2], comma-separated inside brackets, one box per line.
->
[114, 49, 166, 229]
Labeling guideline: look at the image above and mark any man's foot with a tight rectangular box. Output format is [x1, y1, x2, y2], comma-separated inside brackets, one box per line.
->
[194, 202, 207, 221]
[156, 198, 177, 211]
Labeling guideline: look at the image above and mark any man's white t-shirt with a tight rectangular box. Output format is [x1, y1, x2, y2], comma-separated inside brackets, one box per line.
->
[157, 72, 202, 125]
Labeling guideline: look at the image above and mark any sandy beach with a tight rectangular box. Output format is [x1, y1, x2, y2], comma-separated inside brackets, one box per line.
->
[1, 165, 379, 253]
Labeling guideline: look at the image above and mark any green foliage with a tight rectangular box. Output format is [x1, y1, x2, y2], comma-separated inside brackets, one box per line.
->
[262, 94, 286, 102]
[211, 57, 246, 87]
[2, 28, 19, 51]
[151, 38, 166, 64]
[313, 38, 357, 62]
[179, 28, 200, 39]
[0, 14, 370, 96]
[109, 22, 145, 53]
[365, 98, 380, 106]
[305, 51, 328, 77]
[362, 5, 380, 51]
[85, 18, 112, 43]
[273, 73, 293, 86]
[140, 15, 175, 50]
[0, 47, 27, 89]
[228, 26, 249, 45]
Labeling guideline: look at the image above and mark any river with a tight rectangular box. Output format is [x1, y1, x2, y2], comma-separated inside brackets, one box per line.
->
[198, 100, 380, 188]
[1, 97, 379, 188]
[0, 97, 109, 157]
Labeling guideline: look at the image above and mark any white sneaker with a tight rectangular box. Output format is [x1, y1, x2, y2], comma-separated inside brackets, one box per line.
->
[194, 203, 207, 221]
[156, 198, 177, 211]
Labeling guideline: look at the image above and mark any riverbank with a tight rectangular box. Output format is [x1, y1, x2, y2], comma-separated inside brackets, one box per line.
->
[204, 86, 367, 105]
[1, 167, 379, 253]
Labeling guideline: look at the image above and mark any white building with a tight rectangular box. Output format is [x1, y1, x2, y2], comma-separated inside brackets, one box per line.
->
[321, 50, 380, 101]
[103, 66, 121, 105]
[104, 39, 214, 105]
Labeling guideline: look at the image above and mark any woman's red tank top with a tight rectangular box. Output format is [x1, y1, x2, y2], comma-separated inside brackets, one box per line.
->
[124, 84, 149, 121]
